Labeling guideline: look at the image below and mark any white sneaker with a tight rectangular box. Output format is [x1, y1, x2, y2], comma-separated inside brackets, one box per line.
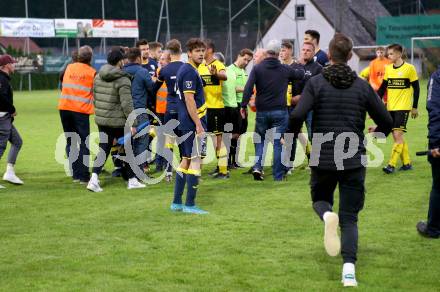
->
[342, 263, 358, 287]
[323, 212, 341, 256]
[127, 178, 146, 189]
[0, 184, 5, 188]
[87, 179, 103, 192]
[3, 171, 24, 185]
[342, 273, 358, 287]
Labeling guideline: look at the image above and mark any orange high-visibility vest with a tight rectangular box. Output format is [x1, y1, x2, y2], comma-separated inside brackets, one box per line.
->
[58, 62, 96, 115]
[369, 58, 390, 91]
[156, 68, 167, 114]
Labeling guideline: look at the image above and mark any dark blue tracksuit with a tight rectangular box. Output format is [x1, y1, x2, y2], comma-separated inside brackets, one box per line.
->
[426, 68, 440, 236]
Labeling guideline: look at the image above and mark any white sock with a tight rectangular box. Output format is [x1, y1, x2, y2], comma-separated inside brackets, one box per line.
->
[6, 163, 14, 173]
[323, 211, 332, 221]
[91, 173, 99, 182]
[343, 263, 355, 276]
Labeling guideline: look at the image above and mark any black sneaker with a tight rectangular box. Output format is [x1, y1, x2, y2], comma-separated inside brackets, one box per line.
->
[213, 172, 230, 179]
[399, 164, 413, 171]
[209, 167, 219, 176]
[382, 165, 395, 174]
[252, 169, 264, 181]
[416, 221, 440, 238]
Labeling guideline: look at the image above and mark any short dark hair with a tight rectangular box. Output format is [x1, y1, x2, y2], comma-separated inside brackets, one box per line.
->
[239, 48, 253, 58]
[78, 45, 93, 64]
[376, 46, 386, 52]
[149, 41, 163, 50]
[328, 33, 353, 63]
[281, 41, 293, 50]
[127, 47, 141, 62]
[107, 46, 125, 66]
[204, 39, 215, 51]
[305, 30, 320, 44]
[186, 38, 206, 52]
[135, 39, 149, 47]
[166, 39, 182, 55]
[387, 44, 403, 53]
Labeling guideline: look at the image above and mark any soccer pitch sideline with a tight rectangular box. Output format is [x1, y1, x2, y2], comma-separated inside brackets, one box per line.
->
[0, 86, 439, 291]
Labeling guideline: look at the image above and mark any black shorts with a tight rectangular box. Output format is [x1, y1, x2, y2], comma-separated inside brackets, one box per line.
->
[389, 110, 410, 132]
[207, 108, 225, 135]
[224, 106, 241, 134]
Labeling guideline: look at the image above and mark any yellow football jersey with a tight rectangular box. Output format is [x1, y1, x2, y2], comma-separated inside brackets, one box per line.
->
[198, 59, 226, 109]
[383, 62, 418, 111]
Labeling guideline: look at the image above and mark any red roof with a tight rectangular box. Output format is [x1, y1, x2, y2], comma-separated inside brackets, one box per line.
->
[0, 37, 42, 54]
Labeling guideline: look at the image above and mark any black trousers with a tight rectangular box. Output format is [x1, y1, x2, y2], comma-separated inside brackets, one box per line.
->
[59, 110, 90, 181]
[92, 126, 135, 179]
[427, 156, 440, 236]
[310, 167, 366, 264]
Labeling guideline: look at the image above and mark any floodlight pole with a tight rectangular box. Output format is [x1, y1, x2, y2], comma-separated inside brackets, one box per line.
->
[200, 0, 204, 38]
[156, 0, 170, 42]
[101, 0, 106, 54]
[24, 0, 31, 91]
[64, 0, 69, 56]
[135, 0, 139, 42]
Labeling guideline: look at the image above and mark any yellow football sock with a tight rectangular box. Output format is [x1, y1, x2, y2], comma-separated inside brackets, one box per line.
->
[401, 142, 411, 165]
[217, 147, 228, 174]
[388, 143, 403, 167]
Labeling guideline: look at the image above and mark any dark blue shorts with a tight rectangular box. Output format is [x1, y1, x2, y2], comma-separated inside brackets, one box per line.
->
[180, 130, 207, 159]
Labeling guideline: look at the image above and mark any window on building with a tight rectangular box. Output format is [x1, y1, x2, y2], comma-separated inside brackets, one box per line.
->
[295, 5, 305, 19]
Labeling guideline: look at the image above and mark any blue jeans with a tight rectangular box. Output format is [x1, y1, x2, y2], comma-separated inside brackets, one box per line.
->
[254, 110, 288, 180]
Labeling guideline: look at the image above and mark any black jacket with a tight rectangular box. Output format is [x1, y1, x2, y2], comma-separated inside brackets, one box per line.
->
[0, 70, 15, 114]
[290, 63, 393, 170]
[428, 68, 440, 149]
[293, 60, 323, 95]
[242, 57, 304, 112]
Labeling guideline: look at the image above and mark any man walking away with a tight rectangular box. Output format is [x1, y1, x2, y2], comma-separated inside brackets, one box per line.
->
[290, 33, 392, 287]
[59, 46, 96, 184]
[0, 55, 23, 186]
[416, 66, 440, 238]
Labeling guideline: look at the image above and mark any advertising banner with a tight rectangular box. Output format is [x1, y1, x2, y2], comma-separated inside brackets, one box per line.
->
[0, 17, 55, 37]
[92, 19, 138, 38]
[54, 19, 93, 38]
[377, 15, 440, 48]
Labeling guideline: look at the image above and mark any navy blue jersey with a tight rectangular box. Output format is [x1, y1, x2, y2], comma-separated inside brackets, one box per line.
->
[314, 49, 329, 67]
[158, 61, 184, 112]
[143, 58, 158, 77]
[176, 63, 207, 131]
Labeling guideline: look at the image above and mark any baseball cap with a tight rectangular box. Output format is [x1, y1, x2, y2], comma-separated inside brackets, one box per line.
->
[266, 39, 282, 55]
[107, 47, 126, 66]
[0, 54, 17, 66]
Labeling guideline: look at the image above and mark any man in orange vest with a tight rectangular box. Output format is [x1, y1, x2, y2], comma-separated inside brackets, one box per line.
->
[58, 45, 96, 183]
[154, 50, 171, 172]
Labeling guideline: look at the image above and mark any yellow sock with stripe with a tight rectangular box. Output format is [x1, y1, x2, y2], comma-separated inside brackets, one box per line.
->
[217, 147, 228, 175]
[401, 142, 411, 165]
[388, 143, 403, 167]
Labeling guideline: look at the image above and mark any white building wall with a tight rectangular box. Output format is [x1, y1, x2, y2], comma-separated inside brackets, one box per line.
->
[259, 0, 334, 56]
[255, 0, 363, 73]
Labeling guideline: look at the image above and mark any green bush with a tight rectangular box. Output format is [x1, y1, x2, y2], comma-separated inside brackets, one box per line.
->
[10, 73, 60, 91]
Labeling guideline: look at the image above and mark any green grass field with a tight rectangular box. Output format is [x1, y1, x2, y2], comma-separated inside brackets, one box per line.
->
[1, 84, 439, 291]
